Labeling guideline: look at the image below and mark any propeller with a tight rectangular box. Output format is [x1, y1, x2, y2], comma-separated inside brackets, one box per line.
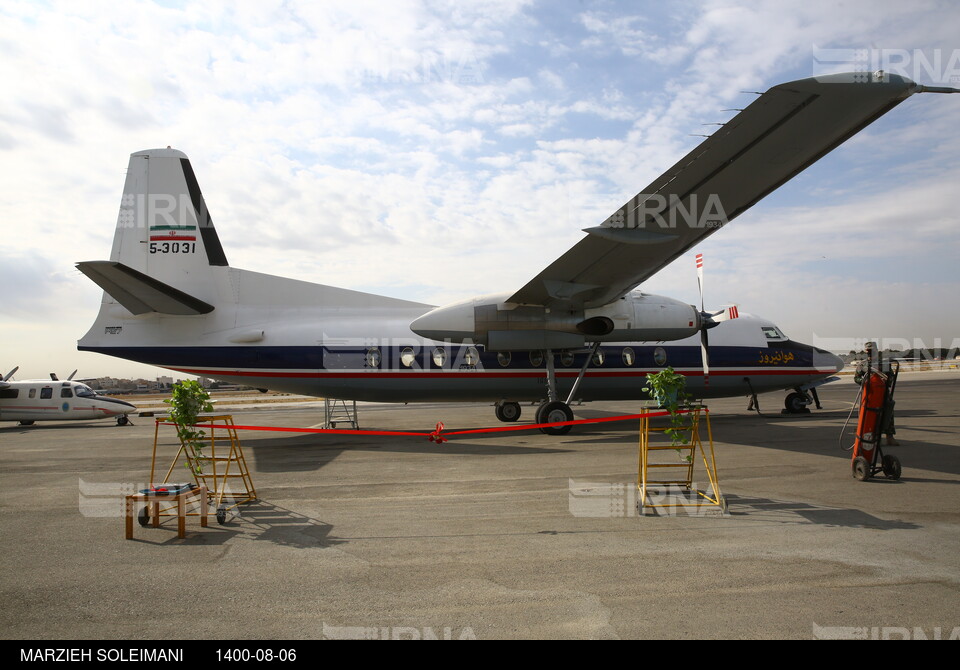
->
[49, 370, 78, 382]
[695, 254, 739, 387]
[3, 366, 18, 382]
[696, 254, 709, 386]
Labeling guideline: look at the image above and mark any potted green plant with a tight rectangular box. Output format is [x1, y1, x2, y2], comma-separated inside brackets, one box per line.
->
[164, 379, 214, 474]
[642, 367, 693, 458]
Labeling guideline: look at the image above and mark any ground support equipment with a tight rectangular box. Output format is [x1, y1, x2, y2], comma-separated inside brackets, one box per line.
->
[636, 405, 726, 516]
[152, 415, 257, 524]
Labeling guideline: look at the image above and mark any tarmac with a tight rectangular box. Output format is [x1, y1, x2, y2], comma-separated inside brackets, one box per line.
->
[2, 370, 959, 640]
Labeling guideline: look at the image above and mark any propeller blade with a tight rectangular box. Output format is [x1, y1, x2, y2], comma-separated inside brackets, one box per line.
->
[700, 327, 710, 387]
[2, 366, 18, 382]
[67, 369, 77, 381]
[50, 373, 59, 381]
[696, 253, 709, 386]
[702, 304, 741, 327]
[696, 253, 704, 312]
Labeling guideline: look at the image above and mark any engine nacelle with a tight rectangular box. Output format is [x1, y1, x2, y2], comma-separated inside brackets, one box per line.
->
[410, 291, 701, 350]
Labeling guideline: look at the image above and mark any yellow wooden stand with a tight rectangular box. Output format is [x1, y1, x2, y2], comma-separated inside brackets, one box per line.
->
[151, 415, 257, 525]
[637, 406, 726, 516]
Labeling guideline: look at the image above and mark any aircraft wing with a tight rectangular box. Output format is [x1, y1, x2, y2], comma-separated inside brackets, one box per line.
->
[507, 72, 921, 309]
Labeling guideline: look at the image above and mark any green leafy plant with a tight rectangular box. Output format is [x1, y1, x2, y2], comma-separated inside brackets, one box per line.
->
[164, 380, 214, 474]
[642, 367, 693, 458]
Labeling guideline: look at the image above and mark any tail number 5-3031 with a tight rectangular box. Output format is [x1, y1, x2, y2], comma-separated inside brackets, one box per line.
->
[149, 241, 196, 254]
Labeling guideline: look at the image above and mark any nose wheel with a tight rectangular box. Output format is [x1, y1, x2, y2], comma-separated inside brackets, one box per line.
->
[784, 391, 811, 414]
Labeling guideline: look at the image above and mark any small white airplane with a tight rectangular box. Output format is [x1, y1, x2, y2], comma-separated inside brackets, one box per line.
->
[0, 367, 137, 426]
[76, 72, 957, 434]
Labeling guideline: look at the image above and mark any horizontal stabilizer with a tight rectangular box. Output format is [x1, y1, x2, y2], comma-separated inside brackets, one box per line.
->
[76, 261, 214, 315]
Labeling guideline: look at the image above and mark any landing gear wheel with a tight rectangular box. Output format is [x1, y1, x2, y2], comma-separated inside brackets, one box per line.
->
[882, 454, 902, 480]
[117, 416, 129, 426]
[138, 506, 151, 527]
[216, 505, 228, 525]
[495, 401, 522, 422]
[18, 420, 34, 426]
[536, 401, 573, 436]
[852, 456, 871, 481]
[784, 392, 808, 414]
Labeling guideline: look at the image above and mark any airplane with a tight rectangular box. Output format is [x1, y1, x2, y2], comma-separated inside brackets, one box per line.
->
[76, 71, 958, 435]
[0, 367, 137, 426]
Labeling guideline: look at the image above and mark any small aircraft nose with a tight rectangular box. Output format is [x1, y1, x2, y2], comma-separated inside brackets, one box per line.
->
[98, 396, 138, 413]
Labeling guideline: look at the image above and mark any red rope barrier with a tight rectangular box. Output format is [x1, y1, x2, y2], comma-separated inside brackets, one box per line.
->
[157, 407, 706, 442]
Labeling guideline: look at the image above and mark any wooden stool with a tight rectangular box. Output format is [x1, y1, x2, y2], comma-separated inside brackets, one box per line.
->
[125, 485, 208, 539]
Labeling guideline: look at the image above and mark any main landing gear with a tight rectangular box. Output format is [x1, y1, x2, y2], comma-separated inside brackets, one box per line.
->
[494, 400, 522, 422]
[494, 399, 575, 435]
[536, 400, 574, 435]
[494, 343, 600, 435]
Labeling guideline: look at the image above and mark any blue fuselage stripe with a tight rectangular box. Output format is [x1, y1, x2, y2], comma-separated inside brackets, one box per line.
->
[78, 341, 825, 372]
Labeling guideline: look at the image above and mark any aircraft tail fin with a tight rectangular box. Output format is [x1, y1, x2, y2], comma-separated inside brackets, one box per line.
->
[82, 148, 228, 313]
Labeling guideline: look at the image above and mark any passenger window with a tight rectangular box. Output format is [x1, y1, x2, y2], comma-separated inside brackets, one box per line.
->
[400, 347, 416, 368]
[61, 388, 73, 398]
[365, 348, 381, 368]
[29, 389, 36, 399]
[592, 349, 605, 366]
[497, 351, 511, 367]
[560, 351, 574, 367]
[0, 389, 19, 399]
[464, 347, 480, 366]
[654, 347, 667, 366]
[40, 387, 53, 399]
[432, 347, 446, 367]
[529, 351, 544, 367]
[622, 347, 635, 366]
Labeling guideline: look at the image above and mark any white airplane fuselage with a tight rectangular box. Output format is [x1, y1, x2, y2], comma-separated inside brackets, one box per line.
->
[78, 264, 842, 403]
[0, 379, 136, 424]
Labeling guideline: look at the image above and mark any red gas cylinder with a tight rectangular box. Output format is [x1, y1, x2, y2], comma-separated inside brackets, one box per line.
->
[852, 371, 887, 479]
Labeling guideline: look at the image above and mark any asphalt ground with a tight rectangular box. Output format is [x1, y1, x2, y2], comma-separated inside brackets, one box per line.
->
[2, 371, 959, 641]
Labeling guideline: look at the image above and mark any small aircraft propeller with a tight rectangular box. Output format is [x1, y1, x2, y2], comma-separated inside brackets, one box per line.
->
[695, 254, 739, 387]
[49, 370, 78, 382]
[3, 366, 18, 382]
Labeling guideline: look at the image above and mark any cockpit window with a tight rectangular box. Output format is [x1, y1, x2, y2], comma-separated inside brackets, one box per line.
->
[74, 385, 97, 398]
[762, 326, 786, 340]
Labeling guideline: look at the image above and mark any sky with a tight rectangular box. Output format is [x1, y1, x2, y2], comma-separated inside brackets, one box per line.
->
[1, 0, 958, 381]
